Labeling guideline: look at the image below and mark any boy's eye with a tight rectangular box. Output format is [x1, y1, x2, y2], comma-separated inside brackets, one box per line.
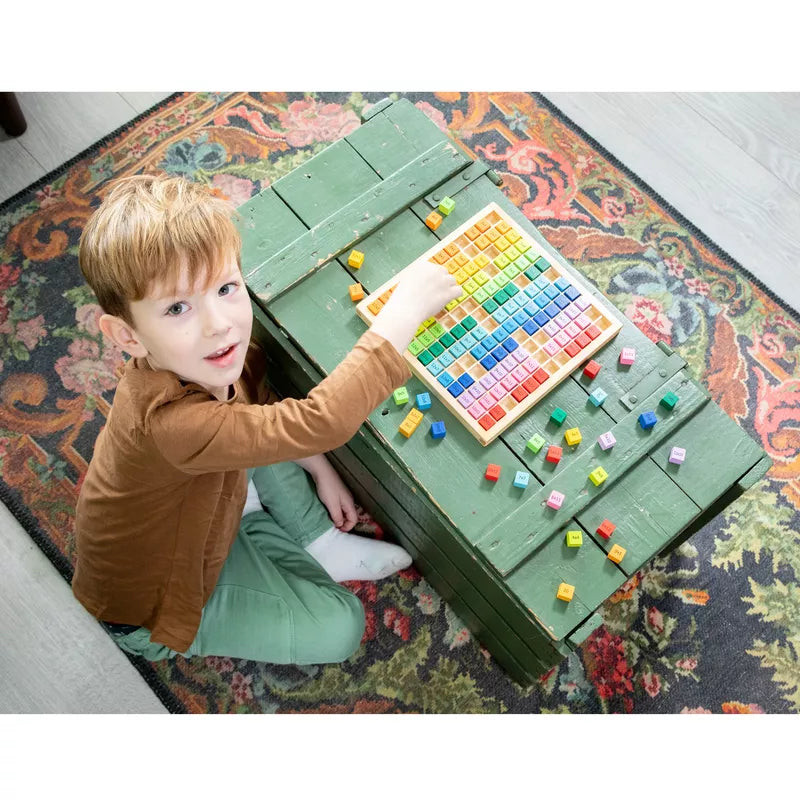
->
[219, 281, 238, 296]
[166, 302, 188, 316]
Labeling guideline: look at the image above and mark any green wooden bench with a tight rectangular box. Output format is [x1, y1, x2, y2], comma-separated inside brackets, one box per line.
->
[237, 98, 772, 685]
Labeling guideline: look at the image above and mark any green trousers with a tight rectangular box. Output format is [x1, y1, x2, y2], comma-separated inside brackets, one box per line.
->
[111, 461, 365, 665]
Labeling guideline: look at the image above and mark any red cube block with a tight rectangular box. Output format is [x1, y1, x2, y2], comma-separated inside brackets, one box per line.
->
[533, 367, 550, 384]
[597, 519, 616, 539]
[583, 359, 601, 378]
[485, 463, 501, 482]
[564, 342, 580, 358]
[489, 404, 506, 421]
[545, 445, 562, 464]
[522, 376, 539, 393]
[585, 325, 601, 341]
[511, 385, 529, 402]
[478, 414, 495, 431]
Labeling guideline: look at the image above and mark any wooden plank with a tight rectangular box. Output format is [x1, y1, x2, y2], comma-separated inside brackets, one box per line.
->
[246, 141, 466, 304]
[476, 370, 711, 575]
[566, 612, 605, 650]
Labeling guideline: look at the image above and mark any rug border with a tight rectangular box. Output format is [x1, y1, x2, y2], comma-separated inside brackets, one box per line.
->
[0, 91, 795, 716]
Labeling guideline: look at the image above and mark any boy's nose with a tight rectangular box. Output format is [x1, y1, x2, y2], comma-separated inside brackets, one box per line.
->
[202, 305, 232, 337]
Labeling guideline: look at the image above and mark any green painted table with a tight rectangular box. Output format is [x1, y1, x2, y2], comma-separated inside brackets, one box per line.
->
[237, 98, 772, 685]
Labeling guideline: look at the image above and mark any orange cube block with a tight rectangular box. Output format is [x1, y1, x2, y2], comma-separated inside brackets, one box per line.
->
[556, 583, 575, 602]
[485, 463, 501, 482]
[608, 544, 626, 564]
[348, 283, 364, 302]
[426, 211, 442, 230]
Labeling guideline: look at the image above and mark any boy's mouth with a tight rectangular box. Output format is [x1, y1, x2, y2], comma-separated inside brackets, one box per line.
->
[204, 343, 239, 365]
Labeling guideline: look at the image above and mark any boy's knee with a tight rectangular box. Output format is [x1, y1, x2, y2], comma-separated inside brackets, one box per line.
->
[313, 587, 365, 663]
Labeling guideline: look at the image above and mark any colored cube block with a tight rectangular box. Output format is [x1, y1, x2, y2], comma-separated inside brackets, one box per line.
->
[393, 387, 409, 405]
[485, 463, 501, 482]
[550, 407, 567, 426]
[638, 411, 658, 430]
[526, 433, 546, 454]
[597, 519, 616, 539]
[588, 387, 608, 407]
[619, 347, 636, 365]
[565, 530, 583, 548]
[546, 490, 565, 510]
[669, 446, 686, 465]
[598, 431, 616, 450]
[583, 359, 602, 379]
[557, 583, 575, 602]
[398, 408, 423, 438]
[589, 466, 608, 486]
[348, 283, 364, 302]
[416, 392, 432, 411]
[513, 470, 530, 489]
[426, 211, 442, 230]
[608, 544, 627, 564]
[564, 427, 582, 447]
[430, 420, 447, 440]
[545, 445, 562, 464]
[661, 391, 679, 411]
[347, 250, 364, 269]
[438, 196, 456, 216]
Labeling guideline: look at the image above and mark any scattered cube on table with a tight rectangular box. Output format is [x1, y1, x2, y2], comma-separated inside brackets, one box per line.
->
[425, 211, 442, 230]
[438, 196, 456, 216]
[550, 407, 567, 426]
[597, 519, 616, 539]
[430, 420, 447, 440]
[546, 490, 565, 510]
[565, 530, 583, 548]
[485, 463, 501, 482]
[416, 392, 432, 411]
[589, 466, 608, 486]
[619, 347, 636, 366]
[393, 387, 409, 405]
[564, 427, 582, 446]
[638, 410, 658, 430]
[588, 387, 608, 407]
[583, 359, 602, 379]
[661, 391, 680, 411]
[598, 431, 617, 450]
[669, 446, 686, 465]
[608, 544, 627, 564]
[399, 408, 423, 438]
[545, 445, 563, 464]
[526, 433, 546, 454]
[557, 582, 575, 602]
[348, 249, 364, 269]
[513, 470, 530, 490]
[348, 283, 364, 302]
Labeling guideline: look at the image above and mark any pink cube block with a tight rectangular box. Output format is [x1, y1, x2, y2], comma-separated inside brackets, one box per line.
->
[542, 321, 560, 337]
[598, 431, 617, 450]
[513, 349, 528, 363]
[553, 330, 570, 347]
[575, 313, 591, 329]
[512, 366, 528, 382]
[480, 374, 497, 390]
[490, 385, 507, 401]
[490, 364, 508, 381]
[543, 339, 560, 356]
[501, 375, 518, 392]
[669, 446, 686, 465]
[468, 404, 484, 419]
[480, 395, 495, 410]
[574, 296, 591, 311]
[620, 347, 636, 365]
[554, 312, 571, 328]
[523, 358, 540, 374]
[565, 305, 581, 320]
[458, 393, 473, 408]
[546, 490, 565, 510]
[564, 322, 581, 338]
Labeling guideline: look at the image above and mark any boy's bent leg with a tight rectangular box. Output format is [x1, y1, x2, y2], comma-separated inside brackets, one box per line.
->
[113, 511, 365, 665]
[250, 461, 332, 547]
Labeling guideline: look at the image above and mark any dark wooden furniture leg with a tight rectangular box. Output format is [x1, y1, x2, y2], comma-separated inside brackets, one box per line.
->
[0, 93, 27, 136]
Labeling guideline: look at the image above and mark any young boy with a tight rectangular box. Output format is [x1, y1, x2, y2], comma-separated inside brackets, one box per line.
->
[72, 174, 460, 665]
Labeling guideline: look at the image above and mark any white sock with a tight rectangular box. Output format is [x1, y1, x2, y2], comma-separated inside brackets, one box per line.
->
[305, 526, 412, 582]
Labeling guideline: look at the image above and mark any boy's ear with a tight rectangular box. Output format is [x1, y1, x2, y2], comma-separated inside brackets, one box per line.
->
[98, 313, 149, 358]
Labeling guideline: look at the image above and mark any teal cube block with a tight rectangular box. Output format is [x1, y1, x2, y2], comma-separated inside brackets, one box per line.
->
[588, 387, 608, 407]
[416, 392, 432, 411]
[513, 470, 530, 489]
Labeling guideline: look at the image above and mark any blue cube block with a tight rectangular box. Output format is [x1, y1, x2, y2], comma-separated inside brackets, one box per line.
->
[471, 344, 488, 360]
[480, 354, 498, 370]
[490, 346, 507, 361]
[513, 311, 529, 326]
[439, 351, 454, 367]
[502, 319, 518, 334]
[460, 333, 477, 350]
[565, 286, 580, 301]
[533, 311, 550, 326]
[543, 284, 559, 300]
[504, 298, 520, 314]
[534, 275, 550, 290]
[416, 392, 432, 411]
[437, 372, 454, 387]
[472, 325, 488, 341]
[588, 387, 608, 407]
[458, 373, 474, 389]
[554, 294, 570, 310]
[544, 303, 560, 318]
[522, 320, 539, 336]
[493, 308, 509, 324]
[492, 329, 507, 344]
[450, 342, 466, 358]
[534, 293, 550, 309]
[638, 410, 658, 430]
[554, 277, 570, 292]
[513, 470, 530, 489]
[447, 381, 465, 398]
[426, 360, 443, 376]
[503, 338, 519, 353]
[430, 420, 446, 440]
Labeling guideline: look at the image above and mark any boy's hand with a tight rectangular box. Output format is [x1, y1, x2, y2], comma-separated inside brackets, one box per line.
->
[313, 467, 358, 532]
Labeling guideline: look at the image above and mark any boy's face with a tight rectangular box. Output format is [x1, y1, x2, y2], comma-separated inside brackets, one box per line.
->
[123, 255, 253, 400]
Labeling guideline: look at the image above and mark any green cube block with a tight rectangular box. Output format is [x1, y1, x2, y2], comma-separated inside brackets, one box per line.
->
[660, 391, 679, 411]
[429, 322, 445, 338]
[393, 387, 409, 405]
[473, 288, 489, 304]
[484, 279, 499, 294]
[505, 282, 520, 297]
[494, 288, 509, 305]
[516, 240, 531, 253]
[534, 256, 551, 272]
[550, 407, 567, 426]
[505, 245, 520, 261]
[408, 339, 424, 356]
[439, 332, 456, 348]
[450, 323, 466, 339]
[526, 434, 546, 453]
[418, 330, 435, 347]
[429, 341, 445, 357]
[423, 317, 436, 327]
[482, 298, 499, 314]
[565, 530, 583, 548]
[438, 196, 456, 215]
[505, 264, 520, 280]
[461, 315, 477, 330]
[494, 272, 510, 288]
[524, 268, 539, 282]
[417, 350, 434, 366]
[494, 254, 510, 269]
[524, 251, 539, 264]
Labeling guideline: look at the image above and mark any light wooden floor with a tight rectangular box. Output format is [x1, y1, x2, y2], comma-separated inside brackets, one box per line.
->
[0, 92, 797, 713]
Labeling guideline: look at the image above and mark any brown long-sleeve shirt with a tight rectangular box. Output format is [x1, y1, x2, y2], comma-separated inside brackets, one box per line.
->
[72, 330, 411, 652]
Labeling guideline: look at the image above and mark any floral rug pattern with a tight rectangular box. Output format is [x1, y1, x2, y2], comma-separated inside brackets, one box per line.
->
[1, 92, 798, 713]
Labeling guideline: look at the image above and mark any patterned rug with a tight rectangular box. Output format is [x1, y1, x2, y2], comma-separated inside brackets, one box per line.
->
[1, 92, 798, 714]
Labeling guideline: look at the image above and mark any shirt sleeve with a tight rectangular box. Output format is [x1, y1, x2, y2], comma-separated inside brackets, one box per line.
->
[149, 330, 412, 474]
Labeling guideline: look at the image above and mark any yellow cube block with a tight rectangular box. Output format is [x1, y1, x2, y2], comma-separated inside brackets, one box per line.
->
[348, 250, 364, 269]
[399, 408, 424, 439]
[495, 220, 511, 234]
[565, 530, 583, 547]
[474, 253, 490, 268]
[348, 283, 364, 302]
[454, 268, 469, 285]
[564, 427, 582, 446]
[464, 260, 479, 276]
[454, 253, 468, 267]
[557, 582, 575, 602]
[505, 229, 521, 243]
[608, 544, 626, 564]
[589, 466, 608, 486]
